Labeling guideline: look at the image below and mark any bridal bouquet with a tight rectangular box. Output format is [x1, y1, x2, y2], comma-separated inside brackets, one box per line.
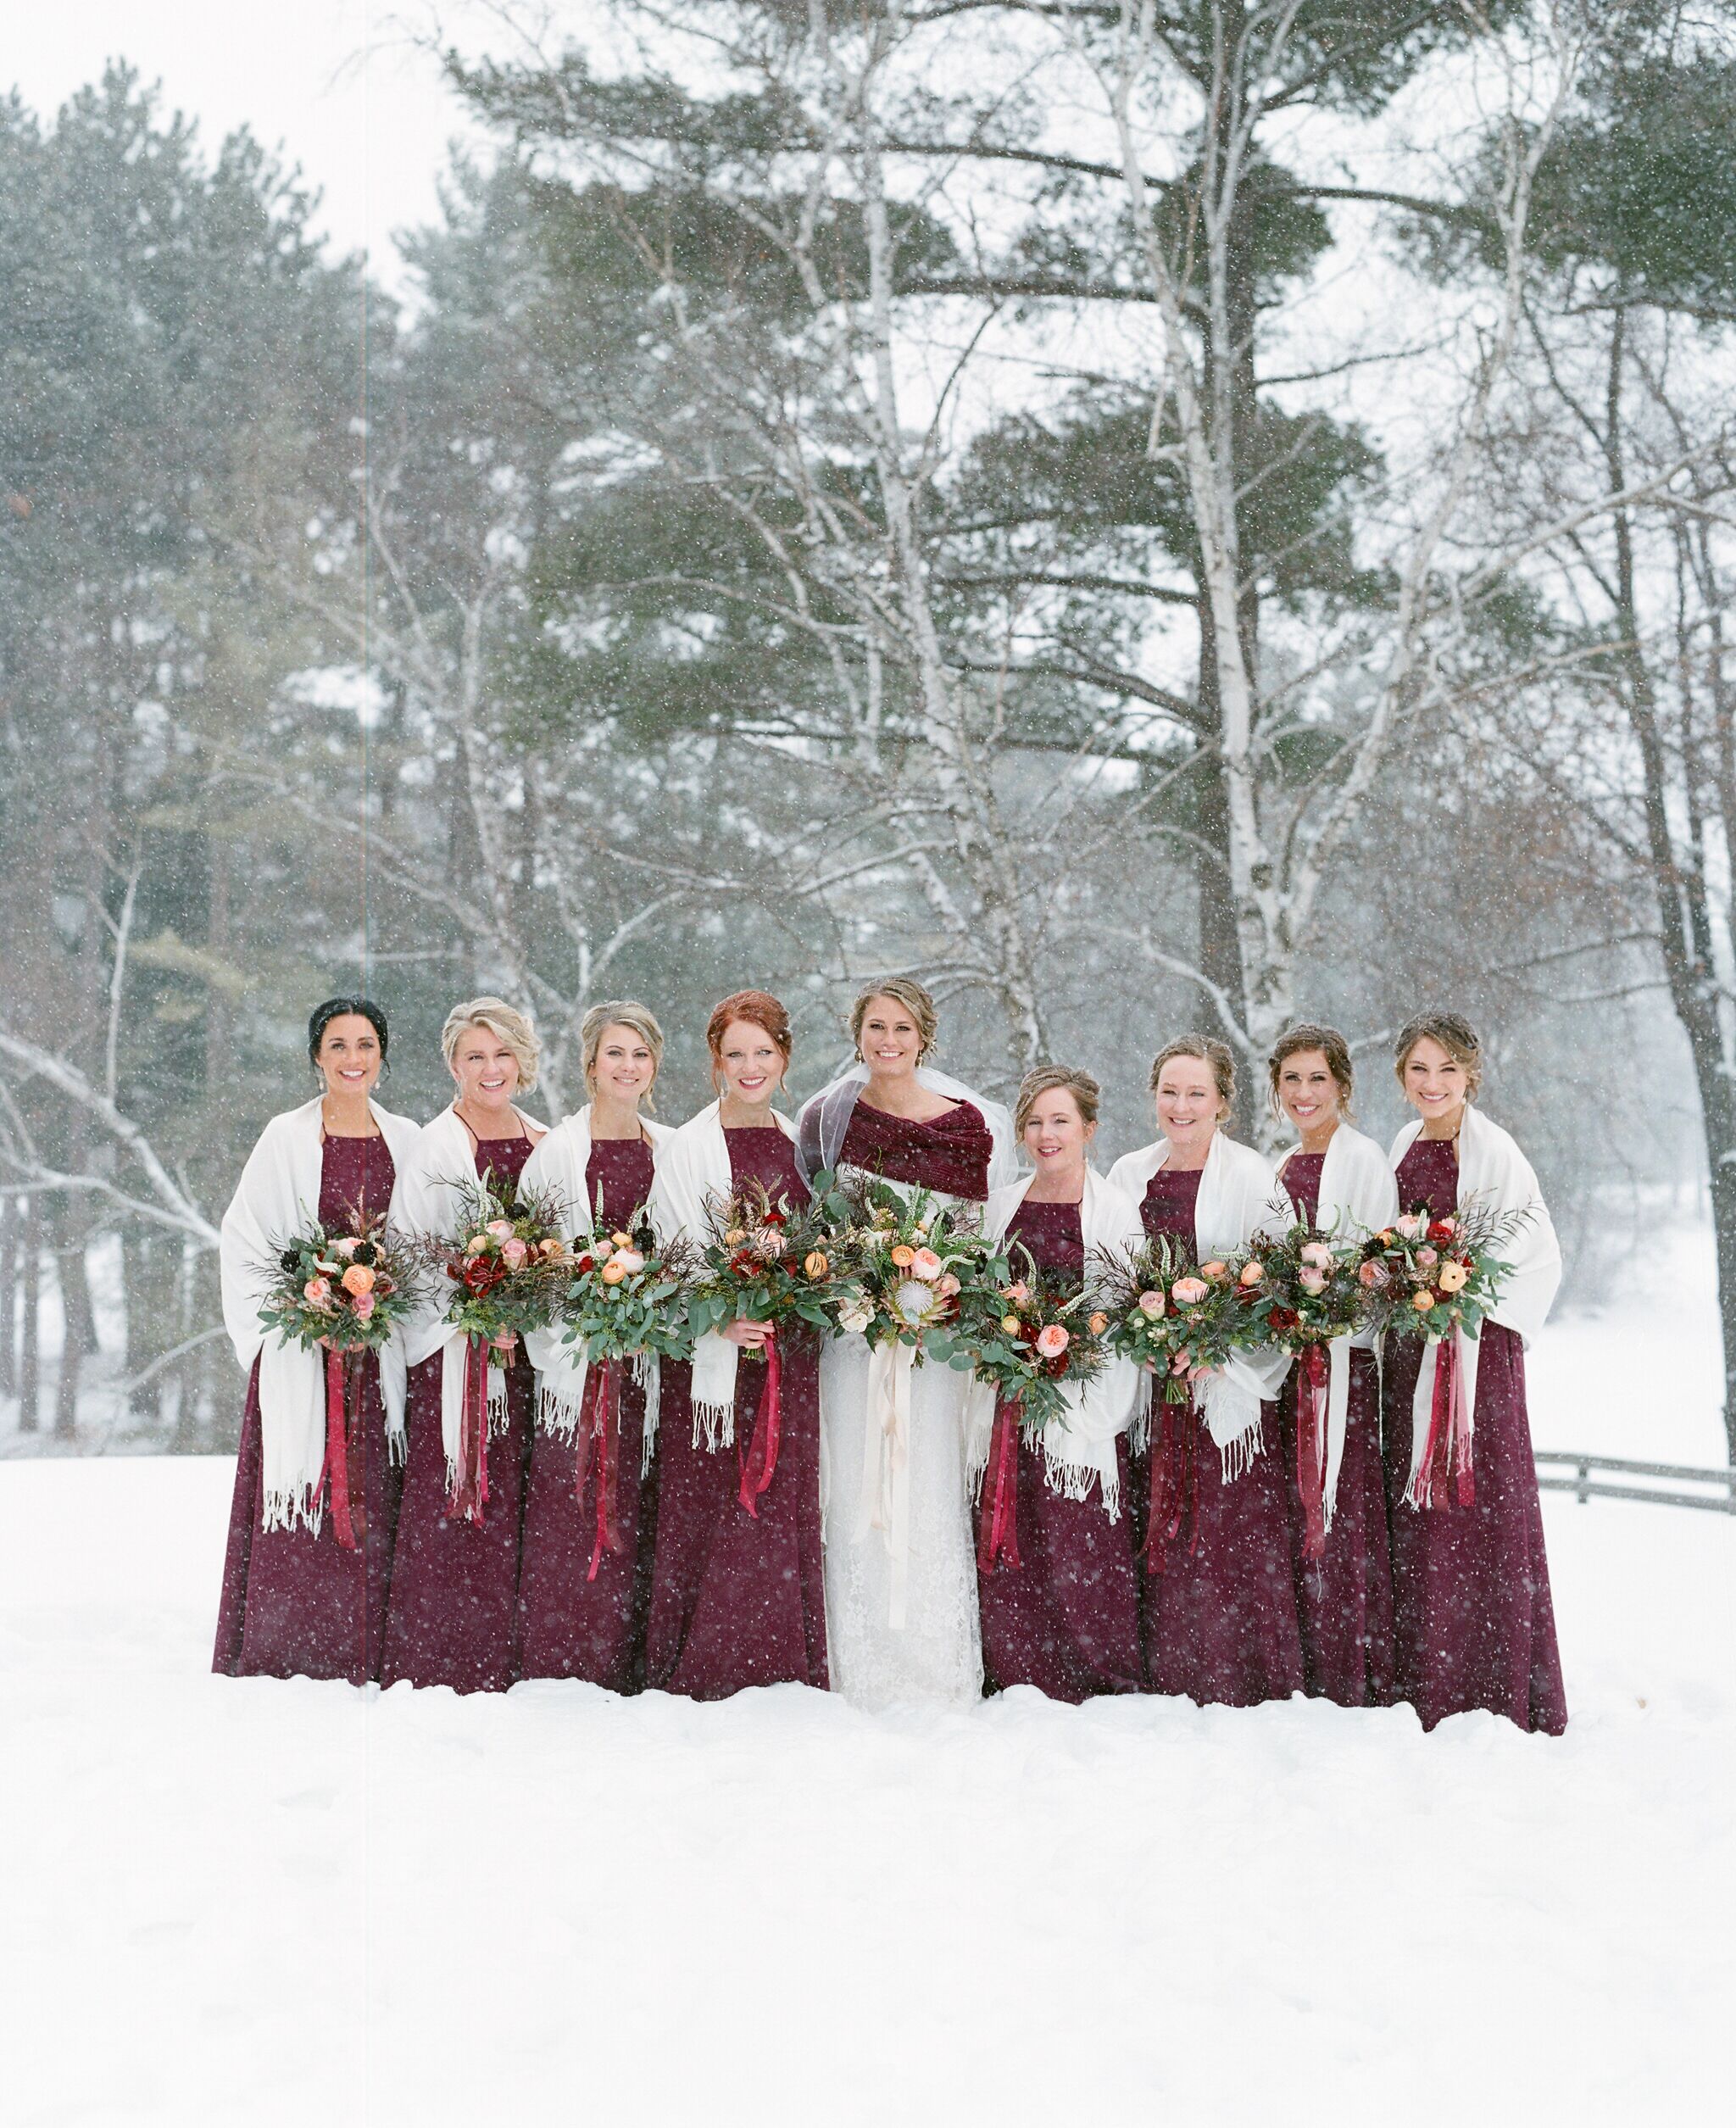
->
[1092, 1236, 1266, 1406]
[256, 1207, 423, 1547]
[815, 1173, 988, 1353]
[1357, 1201, 1521, 1345]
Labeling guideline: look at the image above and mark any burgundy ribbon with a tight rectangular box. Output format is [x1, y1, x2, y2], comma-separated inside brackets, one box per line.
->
[1295, 1342, 1328, 1563]
[448, 1333, 492, 1526]
[976, 1395, 1023, 1574]
[316, 1348, 364, 1551]
[737, 1330, 782, 1516]
[574, 1357, 624, 1579]
[1414, 1333, 1474, 1510]
[1143, 1393, 1199, 1574]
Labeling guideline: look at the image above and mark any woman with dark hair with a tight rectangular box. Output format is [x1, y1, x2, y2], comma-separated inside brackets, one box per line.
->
[643, 991, 829, 1698]
[214, 998, 421, 1683]
[1266, 1023, 1398, 1707]
[1106, 1035, 1302, 1707]
[1384, 1014, 1566, 1734]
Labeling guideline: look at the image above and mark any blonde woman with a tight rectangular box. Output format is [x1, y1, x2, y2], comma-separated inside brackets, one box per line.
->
[515, 1003, 673, 1689]
[971, 1067, 1146, 1702]
[381, 998, 545, 1693]
[1106, 1035, 1301, 1707]
[798, 979, 1018, 1708]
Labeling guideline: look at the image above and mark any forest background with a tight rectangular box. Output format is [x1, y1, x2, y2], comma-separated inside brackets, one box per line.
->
[4, 0, 1735, 1462]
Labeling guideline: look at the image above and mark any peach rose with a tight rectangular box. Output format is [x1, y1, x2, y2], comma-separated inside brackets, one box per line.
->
[1437, 1261, 1469, 1293]
[340, 1262, 376, 1296]
[1000, 1313, 1023, 1336]
[1088, 1312, 1108, 1336]
[1171, 1276, 1210, 1306]
[1411, 1289, 1435, 1312]
[910, 1247, 943, 1282]
[612, 1231, 634, 1249]
[1357, 1259, 1389, 1289]
[1004, 1282, 1030, 1304]
[1299, 1267, 1327, 1295]
[613, 1248, 645, 1276]
[1395, 1215, 1422, 1239]
[1300, 1241, 1334, 1270]
[303, 1276, 333, 1308]
[1034, 1323, 1070, 1359]
[804, 1251, 829, 1278]
[890, 1245, 916, 1268]
[465, 1234, 490, 1256]
[1238, 1260, 1264, 1287]
[1200, 1261, 1227, 1282]
[331, 1237, 359, 1259]
[599, 1259, 629, 1286]
[938, 1273, 961, 1298]
[540, 1237, 565, 1258]
[487, 1219, 515, 1240]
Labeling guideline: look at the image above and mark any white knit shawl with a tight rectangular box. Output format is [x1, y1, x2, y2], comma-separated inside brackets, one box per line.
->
[963, 1166, 1146, 1520]
[797, 1064, 1021, 1191]
[520, 1104, 675, 1467]
[218, 1095, 422, 1534]
[1271, 1123, 1399, 1529]
[398, 1102, 545, 1490]
[647, 1100, 802, 1448]
[1388, 1105, 1561, 1495]
[1104, 1128, 1291, 1473]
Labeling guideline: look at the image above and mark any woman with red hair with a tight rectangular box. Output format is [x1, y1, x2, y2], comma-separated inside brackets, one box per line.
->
[643, 992, 829, 1697]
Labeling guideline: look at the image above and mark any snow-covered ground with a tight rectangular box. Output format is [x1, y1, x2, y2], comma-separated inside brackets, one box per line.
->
[4, 1238, 1733, 2127]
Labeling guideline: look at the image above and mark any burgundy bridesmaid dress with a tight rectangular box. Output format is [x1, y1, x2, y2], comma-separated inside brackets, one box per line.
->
[515, 1136, 658, 1689]
[379, 1133, 536, 1695]
[213, 1135, 402, 1685]
[1137, 1166, 1305, 1707]
[643, 1128, 829, 1699]
[975, 1198, 1144, 1703]
[1275, 1151, 1394, 1707]
[837, 1097, 993, 1200]
[1382, 1137, 1567, 1734]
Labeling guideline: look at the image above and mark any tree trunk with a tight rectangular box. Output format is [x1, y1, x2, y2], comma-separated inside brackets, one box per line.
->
[19, 1196, 40, 1434]
[0, 1193, 17, 1402]
[53, 1210, 95, 1441]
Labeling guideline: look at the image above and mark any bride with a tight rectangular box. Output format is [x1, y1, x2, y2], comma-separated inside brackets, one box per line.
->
[798, 980, 1018, 1707]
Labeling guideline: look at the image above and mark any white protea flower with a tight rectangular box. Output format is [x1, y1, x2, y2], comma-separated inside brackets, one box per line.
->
[892, 1279, 937, 1325]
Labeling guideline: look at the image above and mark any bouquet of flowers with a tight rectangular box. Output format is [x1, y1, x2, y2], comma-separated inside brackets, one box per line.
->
[413, 1173, 572, 1523]
[551, 1203, 694, 1576]
[938, 1248, 1108, 1573]
[257, 1207, 422, 1548]
[815, 1174, 988, 1353]
[1357, 1199, 1525, 1511]
[687, 1182, 843, 1512]
[1092, 1236, 1266, 1407]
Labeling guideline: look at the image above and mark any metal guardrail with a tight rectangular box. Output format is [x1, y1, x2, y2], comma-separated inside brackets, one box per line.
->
[1534, 1450, 1736, 1514]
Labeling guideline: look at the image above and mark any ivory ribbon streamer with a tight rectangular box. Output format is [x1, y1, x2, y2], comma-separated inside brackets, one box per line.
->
[317, 1348, 364, 1551]
[976, 1395, 1022, 1574]
[1409, 1330, 1474, 1509]
[1295, 1342, 1328, 1563]
[1143, 1392, 1199, 1573]
[448, 1334, 492, 1526]
[859, 1340, 914, 1630]
[737, 1330, 782, 1516]
[573, 1356, 624, 1580]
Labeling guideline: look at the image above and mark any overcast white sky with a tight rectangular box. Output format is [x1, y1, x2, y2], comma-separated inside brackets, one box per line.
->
[5, 2, 495, 296]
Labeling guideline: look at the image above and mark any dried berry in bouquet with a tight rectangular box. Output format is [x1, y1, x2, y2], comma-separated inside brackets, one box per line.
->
[551, 1206, 695, 1577]
[256, 1206, 423, 1548]
[687, 1182, 843, 1514]
[409, 1173, 572, 1524]
[933, 1245, 1108, 1573]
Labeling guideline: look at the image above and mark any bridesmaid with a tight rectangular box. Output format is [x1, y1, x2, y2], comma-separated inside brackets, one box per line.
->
[973, 1067, 1146, 1702]
[1107, 1035, 1302, 1707]
[380, 999, 546, 1693]
[515, 1003, 673, 1689]
[1266, 1023, 1398, 1707]
[643, 991, 829, 1699]
[798, 978, 1018, 1708]
[214, 998, 421, 1683]
[1383, 1013, 1566, 1734]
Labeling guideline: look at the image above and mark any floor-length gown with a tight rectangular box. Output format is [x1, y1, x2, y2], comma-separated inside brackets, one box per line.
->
[1383, 1136, 1567, 1734]
[1275, 1151, 1394, 1707]
[515, 1137, 658, 1689]
[643, 1128, 828, 1699]
[379, 1133, 535, 1694]
[1138, 1167, 1305, 1707]
[821, 1099, 990, 1707]
[975, 1198, 1143, 1702]
[214, 1136, 402, 1683]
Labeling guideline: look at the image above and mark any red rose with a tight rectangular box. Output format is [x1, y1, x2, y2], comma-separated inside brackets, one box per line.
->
[1428, 1220, 1456, 1244]
[763, 1211, 786, 1228]
[1269, 1306, 1299, 1332]
[575, 1253, 595, 1275]
[462, 1256, 504, 1295]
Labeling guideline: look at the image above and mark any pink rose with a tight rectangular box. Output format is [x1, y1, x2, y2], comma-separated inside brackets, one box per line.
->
[1395, 1214, 1422, 1239]
[500, 1237, 528, 1268]
[1138, 1290, 1166, 1317]
[938, 1273, 960, 1298]
[303, 1276, 333, 1308]
[1005, 1281, 1030, 1304]
[1300, 1241, 1333, 1269]
[1416, 1245, 1438, 1268]
[487, 1219, 515, 1241]
[1357, 1259, 1388, 1289]
[613, 1248, 646, 1276]
[1034, 1323, 1070, 1359]
[1171, 1276, 1210, 1306]
[1299, 1267, 1327, 1295]
[351, 1290, 377, 1322]
[331, 1237, 359, 1259]
[910, 1247, 943, 1283]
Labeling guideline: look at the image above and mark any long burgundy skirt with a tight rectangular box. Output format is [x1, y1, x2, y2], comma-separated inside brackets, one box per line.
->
[515, 1366, 655, 1690]
[212, 1353, 402, 1684]
[643, 1346, 829, 1700]
[1139, 1405, 1306, 1707]
[378, 1348, 532, 1694]
[977, 1434, 1143, 1702]
[1277, 1350, 1394, 1707]
[1383, 1323, 1567, 1734]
